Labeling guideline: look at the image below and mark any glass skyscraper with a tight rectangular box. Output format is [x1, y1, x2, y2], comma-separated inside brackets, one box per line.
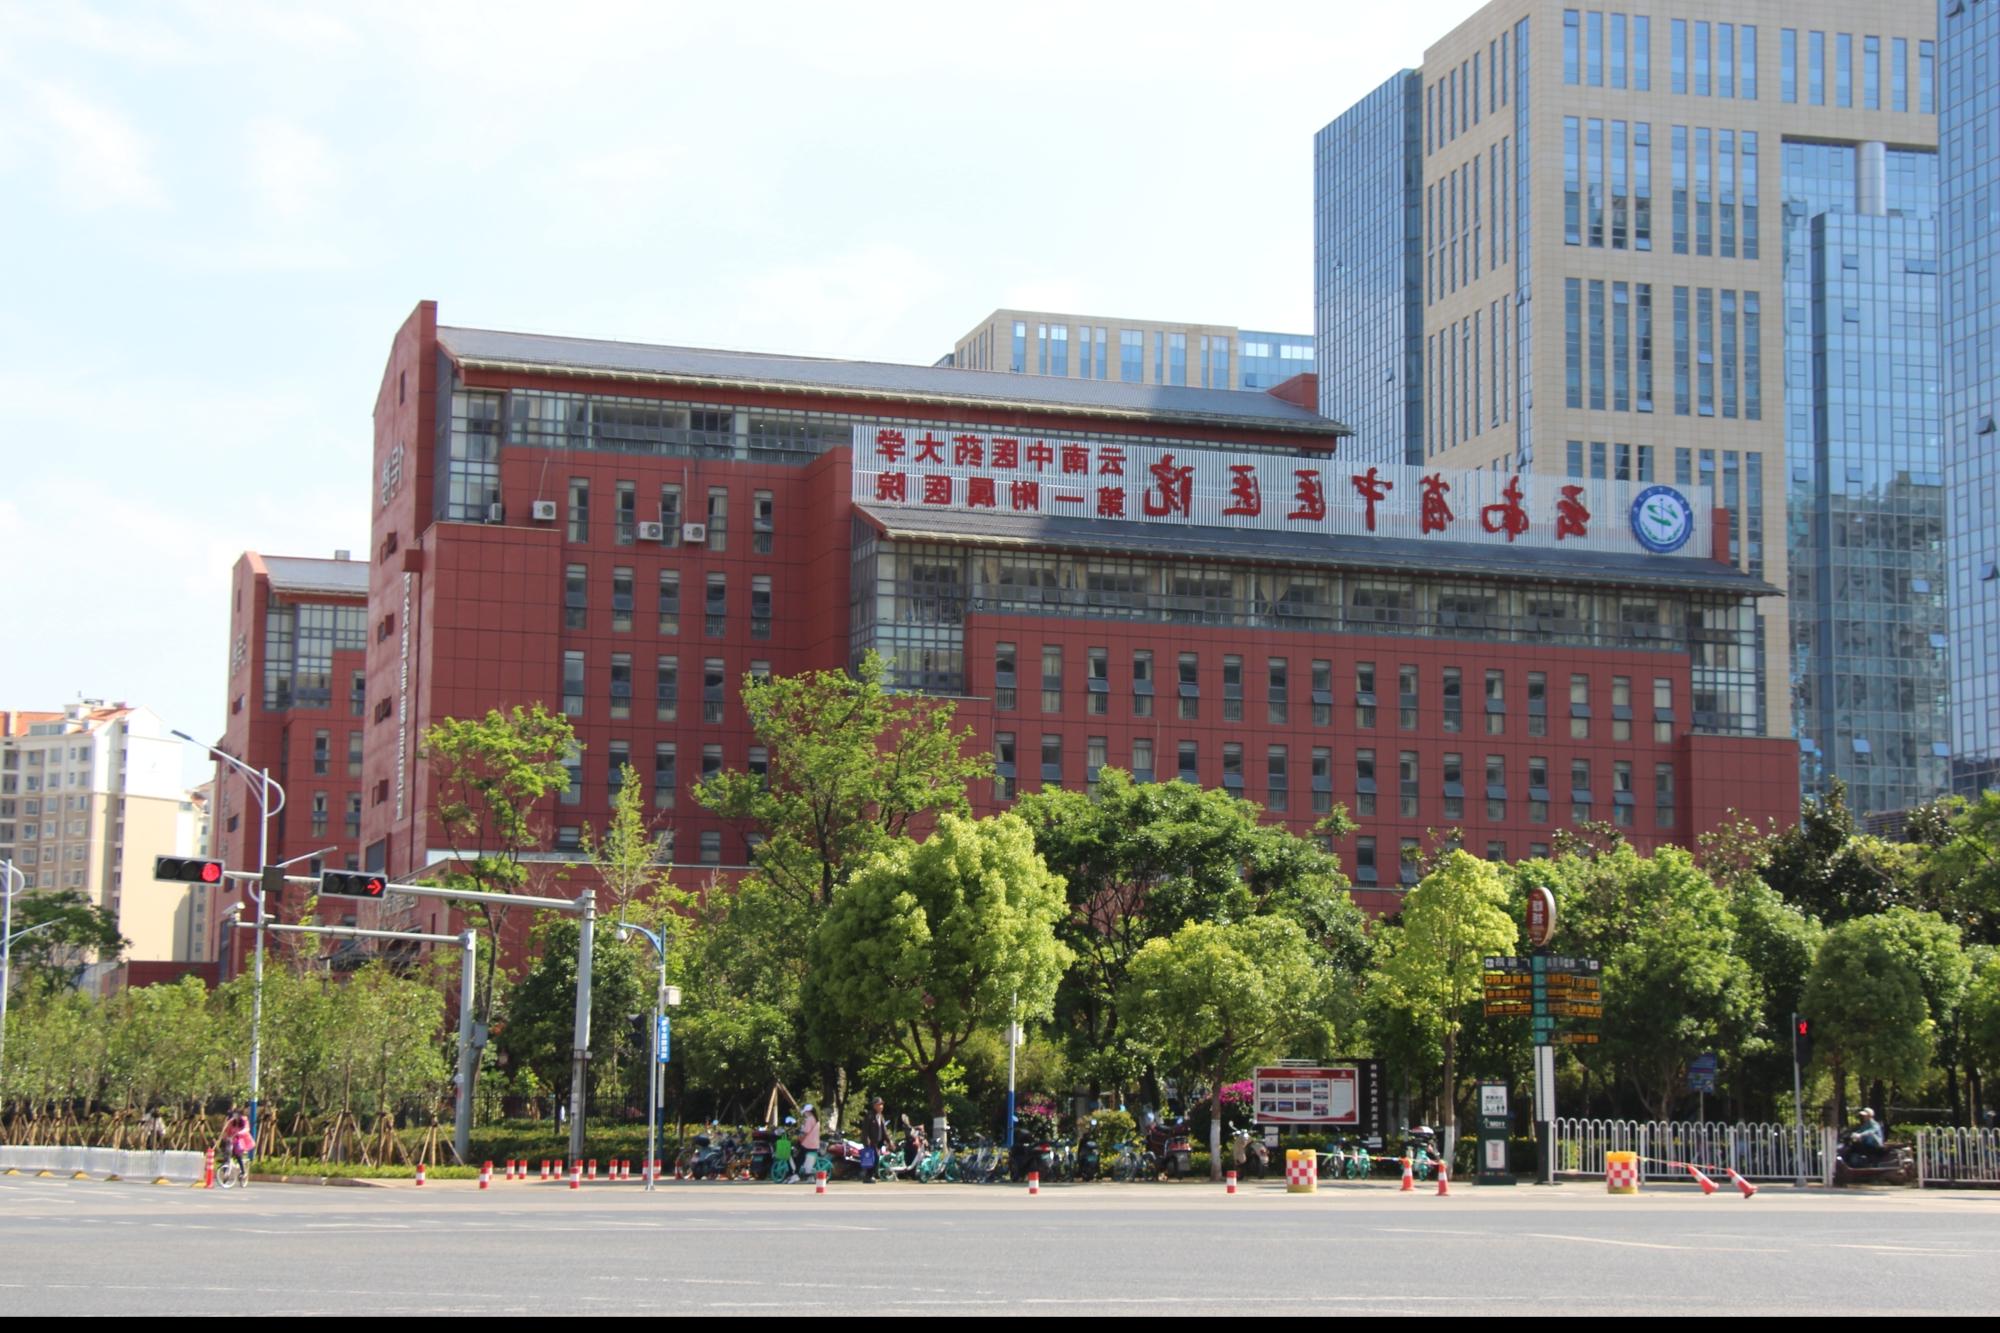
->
[1313, 0, 1948, 820]
[1314, 70, 1425, 465]
[1940, 0, 2000, 798]
[1780, 142, 1947, 810]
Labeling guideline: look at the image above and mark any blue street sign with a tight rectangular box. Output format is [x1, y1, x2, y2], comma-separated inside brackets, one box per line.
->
[656, 1015, 671, 1064]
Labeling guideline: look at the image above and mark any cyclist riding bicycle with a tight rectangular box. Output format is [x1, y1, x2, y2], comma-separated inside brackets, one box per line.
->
[219, 1108, 253, 1179]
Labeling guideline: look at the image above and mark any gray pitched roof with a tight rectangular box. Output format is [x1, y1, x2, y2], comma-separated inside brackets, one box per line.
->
[854, 504, 1777, 597]
[263, 556, 370, 598]
[437, 326, 1345, 440]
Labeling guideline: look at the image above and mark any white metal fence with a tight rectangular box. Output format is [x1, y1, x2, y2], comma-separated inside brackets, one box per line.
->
[1915, 1128, 2000, 1186]
[1552, 1119, 1830, 1182]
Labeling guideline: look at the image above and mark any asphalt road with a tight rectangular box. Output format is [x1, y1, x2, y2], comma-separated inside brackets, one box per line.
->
[2, 1172, 1996, 1315]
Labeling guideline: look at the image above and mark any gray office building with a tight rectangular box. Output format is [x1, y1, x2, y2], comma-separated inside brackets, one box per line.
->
[1940, 0, 2000, 798]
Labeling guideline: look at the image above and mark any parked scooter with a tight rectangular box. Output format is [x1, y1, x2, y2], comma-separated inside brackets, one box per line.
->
[1230, 1127, 1271, 1179]
[1146, 1115, 1194, 1179]
[1073, 1125, 1102, 1182]
[1402, 1125, 1440, 1180]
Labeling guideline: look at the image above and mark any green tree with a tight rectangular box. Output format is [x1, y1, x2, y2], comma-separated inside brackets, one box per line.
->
[1122, 915, 1333, 1178]
[1919, 791, 2000, 947]
[1759, 780, 1920, 924]
[1724, 877, 1824, 1118]
[581, 762, 672, 915]
[1801, 914, 1937, 1122]
[1965, 951, 2000, 1098]
[809, 814, 1071, 1119]
[1871, 908, 1973, 1120]
[1369, 850, 1516, 1152]
[2, 890, 126, 992]
[497, 918, 651, 1108]
[421, 704, 576, 1107]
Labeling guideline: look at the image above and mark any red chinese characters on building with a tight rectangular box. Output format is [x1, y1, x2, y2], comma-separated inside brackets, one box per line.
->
[1223, 464, 1262, 518]
[914, 432, 946, 464]
[1097, 486, 1126, 518]
[1010, 480, 1041, 512]
[1098, 446, 1126, 476]
[1289, 469, 1327, 522]
[1420, 473, 1455, 534]
[953, 434, 984, 466]
[1143, 453, 1194, 518]
[922, 475, 952, 506]
[1061, 443, 1089, 474]
[1025, 439, 1055, 471]
[992, 438, 1020, 469]
[876, 429, 907, 463]
[1351, 467, 1394, 532]
[1480, 476, 1530, 542]
[1555, 485, 1591, 540]
[875, 471, 906, 502]
[967, 476, 997, 509]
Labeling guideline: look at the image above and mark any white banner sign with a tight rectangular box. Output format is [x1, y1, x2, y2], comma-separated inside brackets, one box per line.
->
[853, 425, 1713, 559]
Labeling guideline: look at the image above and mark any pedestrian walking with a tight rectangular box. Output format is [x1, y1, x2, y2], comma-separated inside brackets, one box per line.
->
[860, 1097, 890, 1183]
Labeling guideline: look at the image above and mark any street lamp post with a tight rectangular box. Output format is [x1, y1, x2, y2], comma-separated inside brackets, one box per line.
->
[1, 859, 47, 1087]
[614, 920, 677, 1192]
[173, 730, 285, 1145]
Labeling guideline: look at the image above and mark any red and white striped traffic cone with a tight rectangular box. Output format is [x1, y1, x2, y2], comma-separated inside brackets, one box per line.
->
[479, 1161, 492, 1190]
[815, 1170, 827, 1195]
[587, 1159, 597, 1182]
[1226, 1170, 1237, 1195]
[537, 1160, 548, 1181]
[203, 1149, 216, 1190]
[1682, 1162, 1718, 1195]
[415, 1163, 427, 1187]
[1399, 1157, 1414, 1192]
[1435, 1162, 1450, 1196]
[569, 1162, 582, 1190]
[1027, 1171, 1040, 1195]
[1726, 1168, 1758, 1199]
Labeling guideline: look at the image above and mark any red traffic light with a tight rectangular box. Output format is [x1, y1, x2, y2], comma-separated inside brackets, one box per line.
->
[155, 855, 226, 884]
[320, 869, 389, 899]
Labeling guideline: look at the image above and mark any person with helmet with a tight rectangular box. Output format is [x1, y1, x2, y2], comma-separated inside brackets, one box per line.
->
[1852, 1107, 1886, 1162]
[218, 1107, 253, 1183]
[790, 1103, 821, 1182]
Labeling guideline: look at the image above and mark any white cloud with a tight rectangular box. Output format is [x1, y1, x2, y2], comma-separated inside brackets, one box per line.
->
[245, 118, 340, 223]
[26, 80, 167, 211]
[734, 244, 947, 360]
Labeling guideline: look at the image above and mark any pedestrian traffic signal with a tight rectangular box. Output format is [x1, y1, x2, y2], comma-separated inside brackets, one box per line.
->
[155, 856, 225, 884]
[1793, 1016, 1813, 1069]
[320, 869, 389, 899]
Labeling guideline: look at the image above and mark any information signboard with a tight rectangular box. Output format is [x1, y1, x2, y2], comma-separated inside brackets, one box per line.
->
[1252, 1061, 1384, 1134]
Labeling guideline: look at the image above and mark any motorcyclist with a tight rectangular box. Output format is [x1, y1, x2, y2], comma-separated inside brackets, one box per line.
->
[1850, 1107, 1886, 1163]
[790, 1104, 820, 1182]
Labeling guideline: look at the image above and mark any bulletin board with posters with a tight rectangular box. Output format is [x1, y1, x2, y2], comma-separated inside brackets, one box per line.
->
[1252, 1060, 1384, 1134]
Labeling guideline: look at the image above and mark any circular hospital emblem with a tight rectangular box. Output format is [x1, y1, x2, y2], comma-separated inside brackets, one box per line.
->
[1628, 485, 1695, 554]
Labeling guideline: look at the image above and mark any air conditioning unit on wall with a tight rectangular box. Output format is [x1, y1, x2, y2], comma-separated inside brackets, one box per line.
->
[681, 522, 707, 545]
[637, 520, 666, 542]
[530, 500, 558, 522]
[486, 502, 505, 522]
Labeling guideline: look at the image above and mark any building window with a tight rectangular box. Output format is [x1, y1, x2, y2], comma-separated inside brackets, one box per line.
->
[1356, 837, 1378, 884]
[994, 642, 1017, 711]
[704, 487, 729, 552]
[699, 830, 721, 865]
[703, 573, 726, 638]
[751, 576, 772, 640]
[1529, 755, 1550, 824]
[1267, 746, 1289, 813]
[753, 490, 774, 554]
[1177, 740, 1199, 785]
[561, 744, 582, 806]
[660, 484, 683, 546]
[1222, 742, 1245, 791]
[1399, 751, 1420, 819]
[310, 791, 328, 838]
[1266, 657, 1289, 725]
[658, 570, 680, 635]
[562, 651, 585, 716]
[1571, 758, 1593, 824]
[1442, 753, 1464, 822]
[609, 653, 633, 720]
[1484, 669, 1505, 735]
[1311, 660, 1333, 726]
[994, 732, 1017, 802]
[1355, 748, 1376, 817]
[702, 658, 725, 725]
[1486, 754, 1507, 822]
[345, 792, 362, 837]
[1613, 760, 1635, 827]
[567, 478, 589, 542]
[312, 729, 330, 776]
[1656, 762, 1676, 827]
[656, 655, 679, 722]
[1355, 662, 1377, 729]
[615, 481, 636, 545]
[347, 730, 362, 778]
[1042, 646, 1063, 714]
[607, 741, 630, 799]
[1119, 329, 1143, 383]
[565, 563, 588, 630]
[701, 743, 723, 782]
[1132, 738, 1154, 784]
[1400, 839, 1421, 886]
[1611, 676, 1632, 742]
[1442, 668, 1463, 733]
[611, 567, 635, 633]
[1398, 665, 1419, 730]
[1223, 655, 1244, 722]
[1653, 677, 1674, 743]
[1086, 736, 1107, 795]
[654, 744, 677, 809]
[1081, 647, 1109, 716]
[1569, 673, 1592, 739]
[1177, 652, 1200, 721]
[1040, 735, 1063, 789]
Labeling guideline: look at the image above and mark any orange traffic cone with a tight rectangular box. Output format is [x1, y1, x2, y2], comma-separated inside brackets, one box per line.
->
[815, 1170, 827, 1195]
[1682, 1162, 1718, 1195]
[479, 1161, 491, 1190]
[1726, 1168, 1758, 1199]
[1028, 1171, 1040, 1195]
[415, 1163, 426, 1187]
[1435, 1162, 1450, 1196]
[1400, 1156, 1415, 1192]
[1226, 1171, 1237, 1195]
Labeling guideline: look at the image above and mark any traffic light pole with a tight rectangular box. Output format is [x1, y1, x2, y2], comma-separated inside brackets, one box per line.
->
[1792, 1009, 1806, 1189]
[1, 859, 25, 1090]
[232, 918, 480, 1162]
[268, 872, 595, 1165]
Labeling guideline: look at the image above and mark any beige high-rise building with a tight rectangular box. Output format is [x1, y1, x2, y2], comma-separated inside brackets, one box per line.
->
[949, 309, 1314, 392]
[0, 702, 209, 982]
[1316, 0, 1944, 813]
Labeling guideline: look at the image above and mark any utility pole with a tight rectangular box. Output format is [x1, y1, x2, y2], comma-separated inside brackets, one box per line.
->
[568, 889, 595, 1165]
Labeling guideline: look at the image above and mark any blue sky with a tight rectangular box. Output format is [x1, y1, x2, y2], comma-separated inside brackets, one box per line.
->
[0, 0, 1481, 783]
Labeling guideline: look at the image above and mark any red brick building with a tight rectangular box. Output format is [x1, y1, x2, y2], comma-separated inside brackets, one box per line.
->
[209, 551, 370, 969]
[362, 300, 1795, 923]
